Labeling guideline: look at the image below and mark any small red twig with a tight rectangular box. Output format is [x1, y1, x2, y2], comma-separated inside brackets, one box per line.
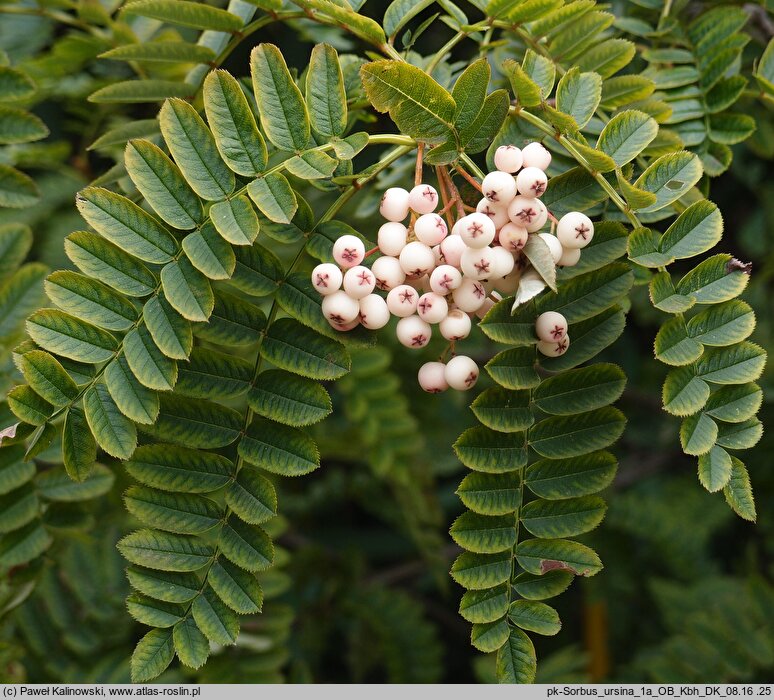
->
[454, 165, 482, 192]
[442, 167, 466, 219]
[462, 203, 477, 212]
[435, 166, 455, 230]
[415, 142, 424, 187]
[364, 246, 379, 258]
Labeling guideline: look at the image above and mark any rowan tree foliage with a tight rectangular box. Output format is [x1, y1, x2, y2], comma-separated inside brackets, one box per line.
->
[0, 0, 772, 685]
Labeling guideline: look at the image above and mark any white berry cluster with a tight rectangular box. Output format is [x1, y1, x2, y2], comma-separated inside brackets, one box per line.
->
[310, 142, 594, 393]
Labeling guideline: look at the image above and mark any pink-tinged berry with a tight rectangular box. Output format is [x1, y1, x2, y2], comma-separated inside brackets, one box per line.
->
[558, 247, 581, 267]
[535, 311, 568, 343]
[476, 197, 510, 229]
[521, 142, 552, 170]
[332, 234, 365, 269]
[440, 234, 467, 267]
[321, 290, 360, 326]
[311, 263, 343, 296]
[452, 277, 487, 312]
[377, 221, 408, 256]
[508, 196, 547, 232]
[396, 315, 432, 349]
[439, 308, 472, 340]
[498, 222, 529, 252]
[386, 284, 419, 317]
[430, 264, 462, 295]
[333, 317, 360, 331]
[515, 166, 548, 198]
[494, 144, 524, 173]
[457, 212, 496, 249]
[490, 246, 515, 279]
[556, 211, 594, 249]
[399, 240, 435, 276]
[371, 255, 405, 291]
[445, 355, 479, 391]
[461, 246, 497, 281]
[408, 184, 439, 215]
[342, 265, 376, 299]
[537, 334, 570, 357]
[418, 361, 448, 393]
[481, 171, 517, 205]
[538, 232, 563, 263]
[414, 213, 448, 246]
[417, 292, 449, 324]
[379, 187, 410, 222]
[359, 294, 390, 330]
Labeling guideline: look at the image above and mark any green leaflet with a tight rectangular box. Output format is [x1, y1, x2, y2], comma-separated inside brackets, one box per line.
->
[34, 464, 114, 501]
[118, 529, 214, 572]
[0, 520, 52, 567]
[519, 496, 607, 538]
[203, 70, 267, 177]
[194, 291, 265, 346]
[76, 187, 178, 264]
[496, 628, 537, 684]
[127, 567, 200, 604]
[459, 585, 510, 625]
[452, 59, 490, 133]
[0, 482, 38, 535]
[192, 586, 239, 645]
[261, 318, 350, 380]
[7, 386, 52, 426]
[173, 615, 210, 669]
[65, 231, 156, 298]
[250, 44, 311, 152]
[449, 512, 517, 554]
[83, 383, 137, 459]
[0, 223, 33, 281]
[176, 347, 251, 400]
[100, 41, 216, 66]
[182, 224, 236, 281]
[247, 174, 298, 225]
[18, 350, 78, 407]
[0, 445, 34, 497]
[0, 164, 39, 208]
[459, 90, 509, 154]
[723, 457, 756, 521]
[44, 270, 138, 331]
[124, 486, 222, 535]
[704, 383, 762, 424]
[218, 517, 274, 572]
[450, 551, 512, 590]
[533, 363, 625, 415]
[556, 68, 602, 130]
[676, 254, 749, 305]
[508, 600, 561, 636]
[698, 445, 733, 492]
[453, 425, 527, 473]
[124, 326, 178, 391]
[160, 258, 214, 322]
[27, 309, 117, 364]
[471, 618, 510, 653]
[634, 151, 703, 213]
[62, 407, 97, 481]
[526, 451, 618, 499]
[470, 387, 533, 433]
[512, 570, 574, 601]
[225, 466, 277, 525]
[515, 538, 603, 577]
[486, 347, 540, 390]
[306, 44, 347, 139]
[210, 196, 260, 246]
[127, 594, 185, 628]
[159, 98, 234, 202]
[104, 354, 159, 425]
[123, 0, 243, 31]
[126, 444, 233, 494]
[131, 628, 174, 683]
[209, 559, 263, 614]
[143, 295, 193, 361]
[284, 151, 338, 180]
[239, 417, 320, 476]
[597, 110, 658, 167]
[530, 407, 626, 459]
[248, 370, 331, 427]
[456, 472, 521, 516]
[659, 200, 723, 260]
[0, 106, 48, 145]
[360, 60, 456, 143]
[0, 65, 36, 101]
[0, 264, 47, 340]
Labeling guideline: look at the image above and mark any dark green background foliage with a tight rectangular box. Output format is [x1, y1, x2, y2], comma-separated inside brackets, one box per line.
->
[0, 0, 772, 684]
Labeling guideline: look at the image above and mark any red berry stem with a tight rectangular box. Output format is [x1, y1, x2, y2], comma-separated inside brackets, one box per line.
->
[454, 164, 483, 192]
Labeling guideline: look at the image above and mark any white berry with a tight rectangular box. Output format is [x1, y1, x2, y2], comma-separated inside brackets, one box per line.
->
[494, 145, 524, 173]
[508, 196, 547, 232]
[490, 246, 515, 278]
[522, 142, 552, 170]
[556, 212, 594, 249]
[414, 213, 448, 246]
[498, 222, 529, 252]
[476, 198, 510, 230]
[332, 235, 365, 269]
[334, 317, 360, 331]
[380, 187, 410, 222]
[538, 334, 570, 357]
[445, 355, 479, 391]
[481, 171, 518, 205]
[417, 292, 449, 324]
[386, 284, 419, 317]
[439, 308, 472, 340]
[371, 255, 405, 291]
[342, 265, 376, 299]
[408, 184, 439, 215]
[430, 265, 462, 295]
[321, 290, 359, 325]
[359, 294, 390, 330]
[535, 311, 568, 342]
[538, 233, 563, 263]
[516, 167, 548, 198]
[461, 246, 497, 281]
[377, 222, 407, 256]
[311, 263, 342, 296]
[418, 361, 448, 393]
[396, 315, 432, 349]
[440, 234, 467, 267]
[457, 213, 496, 249]
[558, 247, 581, 267]
[399, 241, 435, 277]
[452, 277, 488, 312]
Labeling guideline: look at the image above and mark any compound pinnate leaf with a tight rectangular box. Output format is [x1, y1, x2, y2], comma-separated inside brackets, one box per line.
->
[450, 512, 517, 554]
[27, 309, 117, 364]
[248, 370, 331, 427]
[526, 451, 617, 500]
[454, 425, 527, 473]
[459, 585, 510, 624]
[62, 407, 96, 482]
[104, 354, 159, 425]
[218, 517, 274, 572]
[529, 407, 626, 459]
[519, 496, 606, 538]
[508, 600, 561, 636]
[126, 444, 233, 494]
[140, 395, 241, 449]
[83, 383, 137, 459]
[239, 417, 320, 477]
[496, 628, 537, 684]
[456, 472, 520, 516]
[173, 617, 209, 670]
[124, 326, 178, 391]
[131, 628, 174, 683]
[209, 559, 263, 614]
[192, 586, 239, 645]
[119, 530, 214, 572]
[19, 350, 78, 407]
[160, 258, 214, 322]
[225, 467, 277, 525]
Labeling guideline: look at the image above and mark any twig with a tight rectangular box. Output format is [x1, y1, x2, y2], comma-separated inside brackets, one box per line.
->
[454, 164, 482, 192]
